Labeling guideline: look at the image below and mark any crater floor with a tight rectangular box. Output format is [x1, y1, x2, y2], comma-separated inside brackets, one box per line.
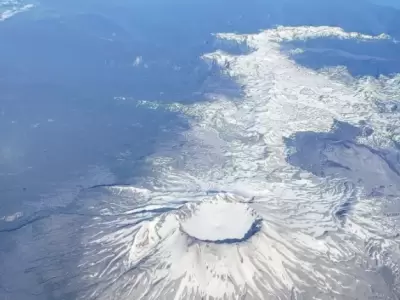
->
[180, 200, 261, 243]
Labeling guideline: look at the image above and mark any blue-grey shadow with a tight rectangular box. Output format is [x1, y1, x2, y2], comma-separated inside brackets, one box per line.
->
[285, 120, 400, 221]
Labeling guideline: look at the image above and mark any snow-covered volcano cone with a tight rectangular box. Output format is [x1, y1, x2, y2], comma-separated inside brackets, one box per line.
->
[125, 193, 268, 299]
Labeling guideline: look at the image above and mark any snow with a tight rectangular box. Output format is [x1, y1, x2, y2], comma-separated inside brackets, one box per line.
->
[77, 25, 400, 300]
[0, 3, 33, 21]
[0, 211, 23, 222]
[180, 200, 260, 242]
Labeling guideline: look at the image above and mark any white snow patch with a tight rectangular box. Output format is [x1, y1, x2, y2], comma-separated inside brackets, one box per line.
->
[1, 211, 23, 222]
[132, 56, 143, 67]
[214, 25, 392, 45]
[0, 3, 33, 21]
[180, 200, 259, 242]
